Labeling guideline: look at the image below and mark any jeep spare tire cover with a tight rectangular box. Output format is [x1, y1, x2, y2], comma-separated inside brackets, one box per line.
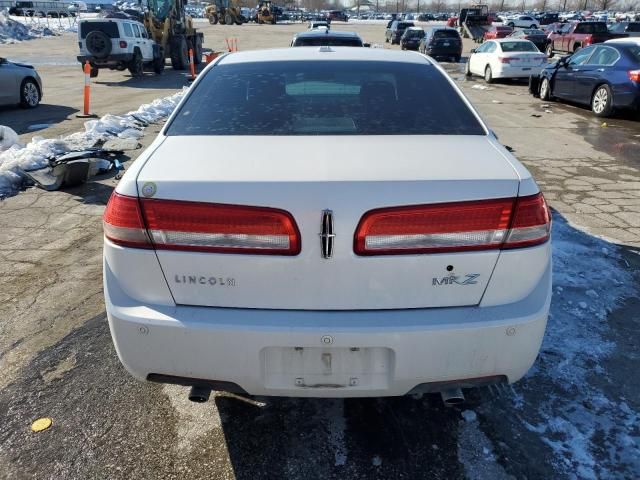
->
[86, 30, 112, 58]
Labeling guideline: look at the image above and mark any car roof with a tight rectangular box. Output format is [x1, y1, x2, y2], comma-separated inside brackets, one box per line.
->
[217, 47, 433, 65]
[295, 30, 360, 39]
[491, 38, 535, 43]
[605, 38, 640, 45]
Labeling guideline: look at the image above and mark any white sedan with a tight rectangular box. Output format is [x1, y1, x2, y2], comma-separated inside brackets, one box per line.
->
[466, 39, 547, 83]
[103, 47, 552, 402]
[506, 15, 540, 29]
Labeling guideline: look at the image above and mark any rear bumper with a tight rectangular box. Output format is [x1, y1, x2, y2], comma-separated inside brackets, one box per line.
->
[426, 46, 462, 57]
[77, 54, 134, 66]
[494, 64, 545, 79]
[105, 254, 551, 398]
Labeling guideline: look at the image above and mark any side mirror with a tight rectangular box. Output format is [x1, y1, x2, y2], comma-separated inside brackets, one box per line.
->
[470, 48, 476, 53]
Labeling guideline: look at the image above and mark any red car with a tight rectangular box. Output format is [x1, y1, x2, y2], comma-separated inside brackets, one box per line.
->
[483, 25, 513, 40]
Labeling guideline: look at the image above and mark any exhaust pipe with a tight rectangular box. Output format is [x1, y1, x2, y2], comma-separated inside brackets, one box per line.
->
[188, 385, 211, 403]
[440, 387, 465, 406]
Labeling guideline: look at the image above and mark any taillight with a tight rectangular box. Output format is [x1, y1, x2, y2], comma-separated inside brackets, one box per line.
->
[141, 198, 300, 255]
[583, 35, 592, 46]
[354, 193, 550, 256]
[629, 70, 640, 82]
[503, 193, 551, 249]
[103, 192, 152, 249]
[119, 40, 127, 48]
[103, 193, 300, 255]
[499, 57, 513, 63]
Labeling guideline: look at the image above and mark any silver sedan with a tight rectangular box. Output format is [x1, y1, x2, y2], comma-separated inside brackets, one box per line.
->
[0, 58, 43, 108]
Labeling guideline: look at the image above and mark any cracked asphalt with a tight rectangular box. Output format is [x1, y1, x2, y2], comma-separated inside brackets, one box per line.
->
[0, 21, 639, 480]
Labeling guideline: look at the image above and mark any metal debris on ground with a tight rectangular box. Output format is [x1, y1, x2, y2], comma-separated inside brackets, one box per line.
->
[23, 149, 124, 191]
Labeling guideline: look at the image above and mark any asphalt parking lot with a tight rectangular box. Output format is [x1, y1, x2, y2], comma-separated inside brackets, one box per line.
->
[1, 21, 639, 480]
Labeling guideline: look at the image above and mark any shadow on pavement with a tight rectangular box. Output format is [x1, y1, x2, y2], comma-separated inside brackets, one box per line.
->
[0, 104, 79, 135]
[93, 66, 201, 90]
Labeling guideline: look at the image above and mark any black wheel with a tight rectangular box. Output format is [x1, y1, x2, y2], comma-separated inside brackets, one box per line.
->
[225, 12, 233, 25]
[508, 22, 514, 27]
[465, 60, 472, 77]
[20, 78, 40, 108]
[90, 67, 99, 78]
[385, 36, 389, 43]
[209, 14, 218, 24]
[128, 50, 143, 77]
[193, 36, 203, 65]
[529, 24, 536, 28]
[85, 30, 111, 58]
[153, 49, 165, 74]
[539, 77, 552, 101]
[545, 43, 553, 58]
[484, 65, 493, 83]
[592, 84, 613, 117]
[170, 36, 189, 70]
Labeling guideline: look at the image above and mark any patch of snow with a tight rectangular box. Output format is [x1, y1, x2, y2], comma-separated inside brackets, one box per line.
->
[0, 12, 68, 43]
[471, 84, 491, 90]
[0, 87, 187, 199]
[516, 214, 640, 478]
[0, 126, 19, 152]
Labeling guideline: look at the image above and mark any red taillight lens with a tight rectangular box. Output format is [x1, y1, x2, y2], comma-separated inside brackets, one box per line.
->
[354, 193, 550, 256]
[354, 198, 514, 255]
[119, 40, 127, 48]
[103, 193, 300, 255]
[103, 192, 152, 249]
[499, 56, 512, 63]
[629, 70, 640, 82]
[141, 199, 301, 255]
[503, 193, 551, 249]
[584, 35, 592, 46]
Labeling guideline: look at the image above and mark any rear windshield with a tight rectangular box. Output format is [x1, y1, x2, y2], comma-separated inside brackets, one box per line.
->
[433, 30, 459, 38]
[80, 21, 119, 39]
[167, 61, 485, 136]
[576, 23, 608, 34]
[294, 37, 362, 47]
[523, 29, 545, 35]
[628, 23, 640, 32]
[625, 45, 640, 62]
[500, 41, 538, 52]
[405, 30, 424, 37]
[397, 22, 414, 29]
[496, 26, 512, 31]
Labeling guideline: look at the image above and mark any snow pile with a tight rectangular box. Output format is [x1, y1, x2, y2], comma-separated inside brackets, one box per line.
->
[519, 215, 639, 479]
[0, 12, 58, 43]
[0, 87, 188, 199]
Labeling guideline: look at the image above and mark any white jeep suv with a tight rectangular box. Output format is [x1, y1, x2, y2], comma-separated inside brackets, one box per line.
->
[506, 15, 540, 29]
[77, 18, 164, 77]
[103, 48, 552, 403]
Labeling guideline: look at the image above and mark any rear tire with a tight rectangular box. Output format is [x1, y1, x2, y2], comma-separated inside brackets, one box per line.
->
[465, 60, 472, 77]
[20, 78, 40, 108]
[545, 43, 553, 58]
[128, 50, 143, 77]
[592, 84, 613, 117]
[225, 12, 233, 25]
[193, 36, 203, 65]
[170, 36, 189, 70]
[484, 65, 493, 83]
[153, 50, 165, 74]
[529, 24, 536, 28]
[209, 14, 218, 24]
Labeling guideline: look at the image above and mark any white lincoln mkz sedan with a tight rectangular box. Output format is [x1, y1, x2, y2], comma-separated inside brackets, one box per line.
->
[103, 47, 551, 403]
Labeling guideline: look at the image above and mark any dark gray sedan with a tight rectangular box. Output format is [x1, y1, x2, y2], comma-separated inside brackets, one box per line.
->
[0, 58, 43, 109]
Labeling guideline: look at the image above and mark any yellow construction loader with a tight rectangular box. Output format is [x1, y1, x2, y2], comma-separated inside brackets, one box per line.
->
[256, 0, 276, 24]
[206, 0, 245, 25]
[145, 0, 204, 70]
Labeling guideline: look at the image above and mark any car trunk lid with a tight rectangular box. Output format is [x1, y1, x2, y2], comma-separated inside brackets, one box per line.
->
[136, 135, 522, 310]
